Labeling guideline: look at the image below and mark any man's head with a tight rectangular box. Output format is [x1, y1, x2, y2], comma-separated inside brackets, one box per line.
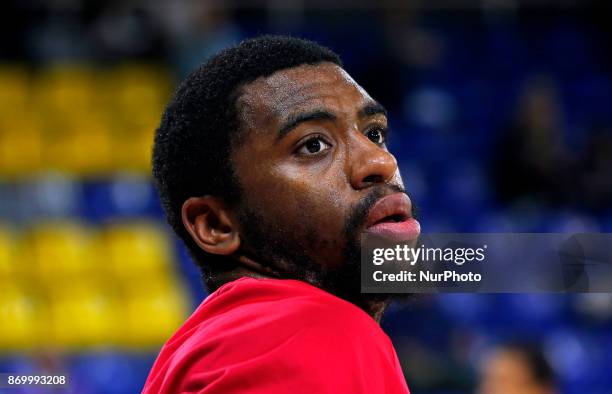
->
[478, 344, 556, 394]
[153, 36, 416, 312]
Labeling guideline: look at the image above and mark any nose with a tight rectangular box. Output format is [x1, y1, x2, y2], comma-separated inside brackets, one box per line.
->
[348, 134, 398, 190]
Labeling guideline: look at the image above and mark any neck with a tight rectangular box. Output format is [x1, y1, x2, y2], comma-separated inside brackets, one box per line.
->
[217, 257, 390, 324]
[213, 266, 278, 287]
[351, 295, 390, 324]
[369, 300, 390, 323]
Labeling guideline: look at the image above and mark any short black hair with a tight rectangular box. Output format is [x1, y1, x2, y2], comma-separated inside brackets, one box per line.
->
[152, 35, 342, 290]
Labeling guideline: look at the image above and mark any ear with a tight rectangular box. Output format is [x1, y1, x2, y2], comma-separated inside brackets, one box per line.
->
[181, 196, 241, 256]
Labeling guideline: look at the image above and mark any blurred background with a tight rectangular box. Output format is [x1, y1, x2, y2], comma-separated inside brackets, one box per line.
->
[0, 0, 611, 393]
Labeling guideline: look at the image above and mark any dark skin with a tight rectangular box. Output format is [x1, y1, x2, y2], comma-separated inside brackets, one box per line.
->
[182, 62, 406, 323]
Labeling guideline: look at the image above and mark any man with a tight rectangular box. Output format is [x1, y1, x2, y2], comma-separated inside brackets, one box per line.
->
[143, 35, 419, 393]
[478, 343, 557, 394]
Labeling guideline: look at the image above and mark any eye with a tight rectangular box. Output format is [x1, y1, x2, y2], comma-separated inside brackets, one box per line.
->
[296, 136, 332, 155]
[366, 127, 387, 145]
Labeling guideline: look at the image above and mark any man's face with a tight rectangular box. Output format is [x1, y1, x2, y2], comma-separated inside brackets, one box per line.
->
[478, 350, 554, 394]
[230, 62, 417, 300]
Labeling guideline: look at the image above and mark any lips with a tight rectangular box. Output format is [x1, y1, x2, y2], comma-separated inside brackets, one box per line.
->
[364, 193, 421, 241]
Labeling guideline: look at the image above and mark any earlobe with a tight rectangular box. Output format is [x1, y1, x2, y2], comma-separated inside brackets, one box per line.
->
[181, 196, 241, 256]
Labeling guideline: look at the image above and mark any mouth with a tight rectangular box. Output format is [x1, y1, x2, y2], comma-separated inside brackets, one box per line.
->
[364, 193, 421, 241]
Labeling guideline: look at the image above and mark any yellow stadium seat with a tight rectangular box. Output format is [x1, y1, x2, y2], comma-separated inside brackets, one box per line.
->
[0, 226, 15, 279]
[100, 222, 173, 280]
[105, 65, 171, 173]
[0, 284, 42, 351]
[122, 279, 189, 348]
[112, 66, 169, 127]
[25, 222, 102, 287]
[0, 115, 44, 175]
[42, 115, 113, 175]
[113, 64, 171, 111]
[47, 283, 121, 348]
[0, 65, 30, 118]
[111, 124, 156, 173]
[35, 66, 96, 115]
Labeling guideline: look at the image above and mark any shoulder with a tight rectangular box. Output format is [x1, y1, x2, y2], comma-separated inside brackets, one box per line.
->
[211, 277, 388, 342]
[144, 278, 405, 393]
[182, 278, 392, 356]
[196, 278, 399, 373]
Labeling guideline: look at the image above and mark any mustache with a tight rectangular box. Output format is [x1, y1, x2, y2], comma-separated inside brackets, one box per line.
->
[344, 184, 418, 237]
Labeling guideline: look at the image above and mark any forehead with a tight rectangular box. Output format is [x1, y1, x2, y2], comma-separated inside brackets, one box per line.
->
[236, 62, 373, 130]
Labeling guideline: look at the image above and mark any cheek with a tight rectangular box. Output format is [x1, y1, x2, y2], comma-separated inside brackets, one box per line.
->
[245, 170, 350, 266]
[242, 162, 349, 234]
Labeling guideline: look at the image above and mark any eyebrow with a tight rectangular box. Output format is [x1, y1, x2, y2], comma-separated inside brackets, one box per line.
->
[276, 101, 388, 141]
[358, 102, 387, 119]
[278, 109, 336, 140]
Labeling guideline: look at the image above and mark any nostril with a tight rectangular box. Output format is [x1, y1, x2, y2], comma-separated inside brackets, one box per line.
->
[362, 174, 383, 184]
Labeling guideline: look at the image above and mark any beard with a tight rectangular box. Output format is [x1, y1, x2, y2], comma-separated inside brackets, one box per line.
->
[235, 184, 412, 314]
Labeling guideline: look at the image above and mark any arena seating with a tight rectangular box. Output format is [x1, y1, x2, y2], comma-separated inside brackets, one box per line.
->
[1, 18, 611, 392]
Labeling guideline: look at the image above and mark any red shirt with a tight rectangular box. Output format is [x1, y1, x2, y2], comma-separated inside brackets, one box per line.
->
[142, 277, 410, 393]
